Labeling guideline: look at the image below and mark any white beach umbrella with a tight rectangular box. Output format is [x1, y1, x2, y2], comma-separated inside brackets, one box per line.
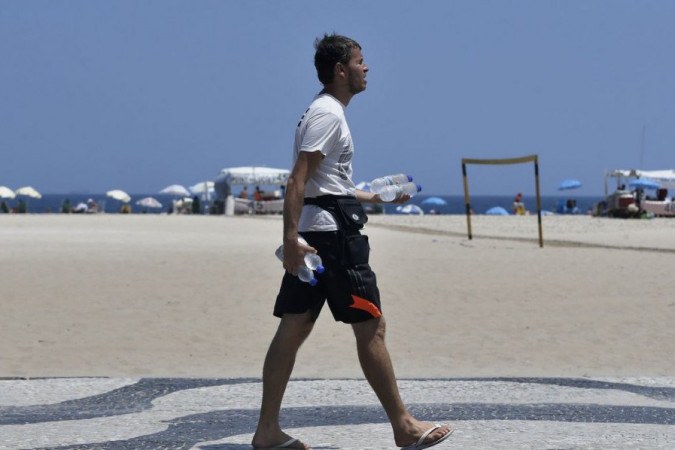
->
[0, 186, 16, 199]
[189, 181, 215, 194]
[355, 181, 372, 192]
[136, 196, 162, 209]
[189, 181, 215, 201]
[395, 204, 424, 215]
[159, 184, 191, 197]
[73, 202, 88, 213]
[106, 189, 131, 203]
[15, 186, 42, 199]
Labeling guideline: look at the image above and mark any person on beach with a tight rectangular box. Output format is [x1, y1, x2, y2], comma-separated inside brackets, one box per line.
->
[512, 192, 526, 215]
[252, 33, 453, 450]
[254, 186, 263, 201]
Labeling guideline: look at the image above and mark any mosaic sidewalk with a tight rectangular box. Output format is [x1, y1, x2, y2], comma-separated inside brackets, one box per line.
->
[1, 377, 674, 449]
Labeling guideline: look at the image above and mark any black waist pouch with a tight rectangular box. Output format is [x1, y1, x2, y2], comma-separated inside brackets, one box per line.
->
[344, 233, 370, 265]
[304, 195, 368, 232]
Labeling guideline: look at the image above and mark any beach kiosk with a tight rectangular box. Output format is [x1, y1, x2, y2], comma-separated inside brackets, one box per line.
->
[215, 166, 290, 216]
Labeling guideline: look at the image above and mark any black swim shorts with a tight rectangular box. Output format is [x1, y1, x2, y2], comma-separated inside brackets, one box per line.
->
[273, 231, 381, 324]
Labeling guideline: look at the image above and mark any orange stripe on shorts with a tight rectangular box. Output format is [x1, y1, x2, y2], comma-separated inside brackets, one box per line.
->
[349, 294, 382, 318]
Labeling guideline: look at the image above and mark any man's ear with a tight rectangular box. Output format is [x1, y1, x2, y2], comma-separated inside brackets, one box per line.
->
[334, 62, 346, 80]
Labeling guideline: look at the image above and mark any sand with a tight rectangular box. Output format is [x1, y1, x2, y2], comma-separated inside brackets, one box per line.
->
[1, 213, 673, 378]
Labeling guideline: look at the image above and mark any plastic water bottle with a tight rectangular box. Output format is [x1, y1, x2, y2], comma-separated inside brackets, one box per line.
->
[378, 182, 422, 202]
[275, 237, 325, 286]
[295, 237, 325, 273]
[303, 252, 325, 273]
[370, 173, 413, 193]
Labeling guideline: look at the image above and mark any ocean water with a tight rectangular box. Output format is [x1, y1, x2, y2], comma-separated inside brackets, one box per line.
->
[382, 194, 601, 215]
[1, 193, 602, 215]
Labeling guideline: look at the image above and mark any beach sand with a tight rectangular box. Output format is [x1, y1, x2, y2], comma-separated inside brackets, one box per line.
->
[1, 214, 673, 378]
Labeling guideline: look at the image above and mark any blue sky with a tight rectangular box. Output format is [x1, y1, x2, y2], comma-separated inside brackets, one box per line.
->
[1, 0, 674, 196]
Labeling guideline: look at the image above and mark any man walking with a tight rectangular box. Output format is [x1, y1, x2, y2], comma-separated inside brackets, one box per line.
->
[252, 33, 453, 449]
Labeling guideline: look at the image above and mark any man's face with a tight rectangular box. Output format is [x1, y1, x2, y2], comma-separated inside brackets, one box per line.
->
[345, 48, 368, 94]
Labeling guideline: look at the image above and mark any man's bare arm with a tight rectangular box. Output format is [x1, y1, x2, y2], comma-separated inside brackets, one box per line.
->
[282, 150, 323, 274]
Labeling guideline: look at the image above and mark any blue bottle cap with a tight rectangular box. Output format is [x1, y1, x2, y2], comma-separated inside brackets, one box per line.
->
[315, 264, 325, 274]
[416, 184, 422, 192]
[309, 278, 318, 287]
[407, 175, 413, 182]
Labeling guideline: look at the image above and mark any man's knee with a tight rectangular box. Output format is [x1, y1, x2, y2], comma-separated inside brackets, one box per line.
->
[353, 316, 386, 343]
[278, 312, 315, 340]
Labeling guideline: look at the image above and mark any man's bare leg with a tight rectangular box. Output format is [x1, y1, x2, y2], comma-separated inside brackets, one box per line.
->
[252, 312, 315, 449]
[352, 317, 452, 447]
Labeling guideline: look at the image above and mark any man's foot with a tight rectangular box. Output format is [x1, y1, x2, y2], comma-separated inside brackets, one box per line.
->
[251, 431, 309, 449]
[394, 420, 453, 449]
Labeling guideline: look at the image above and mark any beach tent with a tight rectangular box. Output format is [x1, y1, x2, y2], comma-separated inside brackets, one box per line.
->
[606, 169, 675, 190]
[216, 166, 290, 216]
[219, 166, 290, 186]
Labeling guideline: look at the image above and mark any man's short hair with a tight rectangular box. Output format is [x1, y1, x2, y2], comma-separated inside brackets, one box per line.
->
[314, 33, 361, 85]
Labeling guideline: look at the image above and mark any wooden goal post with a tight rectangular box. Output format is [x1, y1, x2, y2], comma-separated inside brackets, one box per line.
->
[461, 154, 543, 247]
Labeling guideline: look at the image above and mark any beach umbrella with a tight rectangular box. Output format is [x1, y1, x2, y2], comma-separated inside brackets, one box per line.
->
[106, 189, 131, 203]
[14, 186, 42, 199]
[159, 184, 191, 197]
[189, 181, 214, 194]
[421, 196, 447, 206]
[628, 179, 660, 190]
[175, 197, 193, 207]
[0, 186, 16, 199]
[136, 197, 162, 209]
[355, 181, 372, 192]
[485, 206, 509, 215]
[395, 204, 424, 215]
[73, 202, 88, 213]
[189, 180, 215, 201]
[557, 179, 582, 191]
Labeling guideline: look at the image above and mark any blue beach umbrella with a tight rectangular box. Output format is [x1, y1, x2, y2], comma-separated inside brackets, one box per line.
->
[628, 179, 660, 190]
[485, 206, 509, 215]
[421, 196, 447, 206]
[557, 179, 582, 191]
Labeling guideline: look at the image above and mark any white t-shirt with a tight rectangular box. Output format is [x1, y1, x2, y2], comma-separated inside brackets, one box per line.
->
[295, 93, 356, 231]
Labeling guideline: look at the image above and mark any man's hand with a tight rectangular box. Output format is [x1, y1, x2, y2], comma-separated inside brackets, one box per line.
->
[282, 238, 317, 276]
[391, 193, 411, 204]
[356, 189, 411, 204]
